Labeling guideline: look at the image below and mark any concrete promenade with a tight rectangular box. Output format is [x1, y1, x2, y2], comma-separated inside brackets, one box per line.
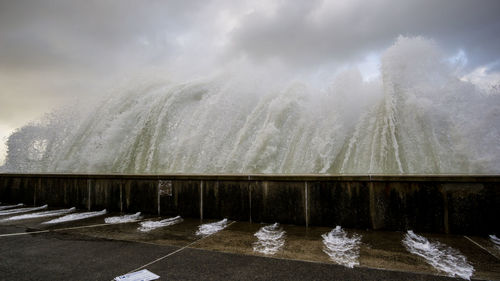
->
[0, 209, 499, 280]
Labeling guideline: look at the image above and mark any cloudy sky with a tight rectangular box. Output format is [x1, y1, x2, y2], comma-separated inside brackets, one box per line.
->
[1, 0, 500, 164]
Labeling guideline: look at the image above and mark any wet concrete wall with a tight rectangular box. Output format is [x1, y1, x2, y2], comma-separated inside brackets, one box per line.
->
[0, 174, 498, 235]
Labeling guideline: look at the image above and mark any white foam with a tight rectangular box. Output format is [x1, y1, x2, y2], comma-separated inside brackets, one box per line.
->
[0, 204, 47, 216]
[196, 219, 229, 236]
[403, 230, 474, 280]
[105, 212, 143, 224]
[253, 223, 286, 255]
[321, 226, 361, 268]
[138, 216, 183, 232]
[43, 209, 107, 224]
[489, 234, 500, 250]
[0, 203, 24, 210]
[2, 207, 75, 221]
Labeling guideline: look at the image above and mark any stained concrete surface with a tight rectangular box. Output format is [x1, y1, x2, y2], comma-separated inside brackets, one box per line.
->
[145, 247, 458, 281]
[2, 174, 499, 235]
[0, 232, 178, 281]
[0, 207, 499, 280]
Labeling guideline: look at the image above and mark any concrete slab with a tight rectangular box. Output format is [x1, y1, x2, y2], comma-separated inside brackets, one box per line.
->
[144, 247, 458, 281]
[0, 231, 177, 281]
[1, 213, 499, 281]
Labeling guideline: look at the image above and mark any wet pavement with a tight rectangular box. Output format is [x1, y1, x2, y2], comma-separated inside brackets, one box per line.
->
[0, 205, 499, 280]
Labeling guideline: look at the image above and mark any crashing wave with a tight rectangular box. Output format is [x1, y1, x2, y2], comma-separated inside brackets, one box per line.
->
[1, 37, 499, 174]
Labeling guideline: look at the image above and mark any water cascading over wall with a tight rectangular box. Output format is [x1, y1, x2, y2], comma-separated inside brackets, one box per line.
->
[2, 37, 500, 174]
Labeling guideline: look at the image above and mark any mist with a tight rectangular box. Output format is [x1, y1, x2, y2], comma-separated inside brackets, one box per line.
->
[1, 0, 499, 173]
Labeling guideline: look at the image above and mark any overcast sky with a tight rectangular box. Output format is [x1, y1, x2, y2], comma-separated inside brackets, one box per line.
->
[1, 0, 500, 164]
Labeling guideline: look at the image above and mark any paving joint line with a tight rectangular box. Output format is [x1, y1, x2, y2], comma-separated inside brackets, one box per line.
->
[464, 235, 500, 261]
[0, 229, 49, 237]
[52, 219, 147, 232]
[0, 219, 148, 238]
[123, 221, 237, 276]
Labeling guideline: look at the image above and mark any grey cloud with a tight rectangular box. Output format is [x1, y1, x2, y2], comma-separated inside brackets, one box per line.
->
[228, 0, 500, 69]
[0, 0, 207, 72]
[1, 0, 499, 75]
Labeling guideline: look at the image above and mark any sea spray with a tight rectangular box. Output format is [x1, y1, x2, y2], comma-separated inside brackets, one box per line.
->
[138, 216, 183, 232]
[105, 212, 143, 224]
[2, 207, 75, 221]
[43, 209, 107, 224]
[321, 226, 362, 268]
[1, 37, 499, 175]
[196, 219, 229, 236]
[253, 223, 286, 255]
[403, 230, 474, 280]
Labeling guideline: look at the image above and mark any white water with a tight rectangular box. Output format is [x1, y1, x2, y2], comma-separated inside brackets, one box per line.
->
[1, 37, 499, 174]
[43, 209, 107, 224]
[2, 207, 75, 221]
[0, 203, 24, 210]
[105, 212, 143, 224]
[253, 223, 286, 255]
[0, 204, 47, 216]
[196, 218, 229, 236]
[403, 230, 474, 280]
[490, 234, 500, 250]
[321, 226, 362, 268]
[138, 216, 183, 232]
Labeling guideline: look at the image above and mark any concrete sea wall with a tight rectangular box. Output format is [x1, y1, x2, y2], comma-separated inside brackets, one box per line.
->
[0, 174, 498, 235]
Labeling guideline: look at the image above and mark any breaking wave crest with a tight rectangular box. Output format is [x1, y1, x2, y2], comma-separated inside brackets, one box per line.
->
[321, 226, 361, 268]
[403, 230, 474, 280]
[253, 223, 286, 255]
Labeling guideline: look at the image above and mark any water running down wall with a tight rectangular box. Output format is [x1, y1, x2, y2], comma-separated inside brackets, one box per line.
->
[0, 173, 498, 235]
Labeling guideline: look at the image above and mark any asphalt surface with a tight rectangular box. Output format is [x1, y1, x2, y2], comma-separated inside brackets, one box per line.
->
[0, 207, 499, 281]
